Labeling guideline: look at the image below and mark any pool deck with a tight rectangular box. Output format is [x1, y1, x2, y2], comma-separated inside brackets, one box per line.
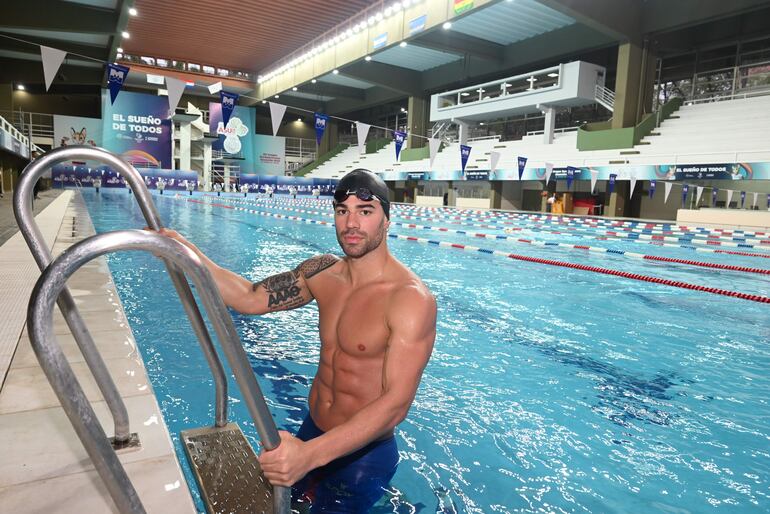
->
[0, 190, 196, 513]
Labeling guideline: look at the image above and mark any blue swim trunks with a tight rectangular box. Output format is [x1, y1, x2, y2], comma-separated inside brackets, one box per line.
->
[291, 415, 399, 513]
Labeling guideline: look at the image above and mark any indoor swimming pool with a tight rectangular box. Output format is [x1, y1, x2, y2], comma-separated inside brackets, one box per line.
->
[82, 190, 769, 513]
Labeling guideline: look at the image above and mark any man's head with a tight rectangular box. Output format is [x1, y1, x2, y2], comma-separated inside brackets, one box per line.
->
[333, 169, 390, 257]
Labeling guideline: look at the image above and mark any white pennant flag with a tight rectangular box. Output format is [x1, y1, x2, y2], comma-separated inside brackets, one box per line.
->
[490, 151, 501, 172]
[629, 177, 637, 198]
[544, 162, 554, 184]
[725, 190, 734, 208]
[40, 45, 67, 91]
[696, 186, 704, 205]
[753, 192, 759, 208]
[165, 77, 186, 118]
[664, 181, 673, 203]
[429, 138, 441, 168]
[208, 81, 223, 94]
[590, 169, 599, 193]
[356, 122, 370, 155]
[268, 102, 287, 136]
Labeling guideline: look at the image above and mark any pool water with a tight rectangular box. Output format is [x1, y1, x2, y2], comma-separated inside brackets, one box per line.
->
[82, 190, 770, 513]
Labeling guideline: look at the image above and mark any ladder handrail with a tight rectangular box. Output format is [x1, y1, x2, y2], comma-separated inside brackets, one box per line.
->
[27, 230, 290, 514]
[13, 146, 229, 439]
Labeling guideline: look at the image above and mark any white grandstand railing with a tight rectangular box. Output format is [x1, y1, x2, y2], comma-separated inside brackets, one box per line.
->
[685, 87, 770, 105]
[466, 135, 501, 142]
[526, 126, 580, 136]
[594, 84, 615, 112]
[549, 149, 770, 167]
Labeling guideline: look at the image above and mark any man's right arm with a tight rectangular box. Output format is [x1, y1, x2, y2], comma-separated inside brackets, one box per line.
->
[155, 228, 338, 315]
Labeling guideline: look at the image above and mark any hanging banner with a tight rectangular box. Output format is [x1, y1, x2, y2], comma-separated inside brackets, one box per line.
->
[725, 189, 734, 208]
[649, 180, 656, 198]
[490, 151, 501, 173]
[165, 76, 186, 117]
[429, 138, 441, 168]
[682, 184, 690, 208]
[460, 144, 471, 175]
[767, 193, 770, 209]
[566, 166, 575, 189]
[209, 101, 255, 161]
[394, 130, 407, 161]
[101, 90, 172, 169]
[314, 113, 328, 145]
[208, 81, 223, 94]
[545, 162, 554, 184]
[664, 181, 673, 203]
[517, 156, 527, 181]
[269, 102, 287, 136]
[356, 122, 370, 155]
[220, 91, 239, 127]
[41, 45, 67, 91]
[608, 173, 617, 193]
[629, 177, 637, 198]
[712, 188, 719, 207]
[753, 192, 759, 208]
[107, 63, 130, 105]
[740, 190, 746, 208]
[590, 169, 598, 193]
[695, 186, 704, 205]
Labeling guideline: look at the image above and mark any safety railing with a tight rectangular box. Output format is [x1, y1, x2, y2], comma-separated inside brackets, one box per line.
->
[27, 230, 290, 513]
[594, 84, 615, 112]
[15, 146, 289, 513]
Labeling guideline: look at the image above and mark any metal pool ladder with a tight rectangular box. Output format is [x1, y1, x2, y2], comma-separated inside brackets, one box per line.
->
[15, 146, 290, 514]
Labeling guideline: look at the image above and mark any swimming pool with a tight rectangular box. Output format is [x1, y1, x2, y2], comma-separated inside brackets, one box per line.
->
[82, 190, 770, 513]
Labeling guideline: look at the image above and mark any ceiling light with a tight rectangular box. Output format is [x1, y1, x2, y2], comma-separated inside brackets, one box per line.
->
[292, 87, 298, 91]
[345, 29, 353, 38]
[117, 47, 124, 53]
[128, 7, 138, 16]
[442, 22, 452, 30]
[274, 95, 279, 98]
[333, 69, 339, 74]
[358, 21, 368, 31]
[365, 55, 372, 61]
[547, 72, 559, 78]
[479, 122, 485, 126]
[402, 0, 412, 7]
[353, 24, 361, 33]
[392, 2, 402, 12]
[400, 107, 406, 112]
[17, 84, 25, 91]
[461, 92, 470, 96]
[477, 88, 485, 93]
[311, 79, 317, 83]
[375, 12, 384, 21]
[400, 41, 407, 47]
[384, 7, 392, 16]
[121, 31, 130, 38]
[262, 100, 267, 104]
[334, 35, 341, 44]
[297, 117, 302, 122]
[367, 16, 375, 26]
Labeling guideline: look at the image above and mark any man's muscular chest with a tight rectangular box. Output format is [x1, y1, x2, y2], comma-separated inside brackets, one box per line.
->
[316, 283, 391, 358]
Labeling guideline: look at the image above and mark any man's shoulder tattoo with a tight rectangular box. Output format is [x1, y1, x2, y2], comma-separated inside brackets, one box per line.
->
[295, 254, 340, 280]
[252, 270, 307, 309]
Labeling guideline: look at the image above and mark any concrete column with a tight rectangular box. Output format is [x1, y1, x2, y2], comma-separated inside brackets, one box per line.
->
[179, 121, 192, 171]
[317, 119, 339, 156]
[203, 143, 212, 191]
[490, 181, 503, 209]
[500, 181, 524, 211]
[542, 106, 556, 144]
[446, 181, 457, 206]
[0, 84, 13, 113]
[607, 181, 628, 217]
[612, 42, 644, 129]
[224, 164, 231, 192]
[456, 120, 469, 145]
[407, 96, 429, 149]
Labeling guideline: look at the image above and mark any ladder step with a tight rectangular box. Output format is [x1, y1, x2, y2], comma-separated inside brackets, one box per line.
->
[182, 423, 273, 514]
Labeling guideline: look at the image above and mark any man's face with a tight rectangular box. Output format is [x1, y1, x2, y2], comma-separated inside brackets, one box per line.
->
[334, 195, 389, 257]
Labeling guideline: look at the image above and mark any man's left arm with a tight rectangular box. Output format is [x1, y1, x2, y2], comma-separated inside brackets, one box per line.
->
[258, 284, 437, 486]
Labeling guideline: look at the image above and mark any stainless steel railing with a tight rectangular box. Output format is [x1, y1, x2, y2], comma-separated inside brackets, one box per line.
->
[27, 230, 290, 513]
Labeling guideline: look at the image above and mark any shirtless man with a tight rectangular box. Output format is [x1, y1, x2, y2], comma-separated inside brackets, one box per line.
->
[158, 169, 436, 512]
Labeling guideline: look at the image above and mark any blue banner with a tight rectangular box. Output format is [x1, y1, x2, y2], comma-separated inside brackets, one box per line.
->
[394, 131, 406, 161]
[767, 193, 770, 209]
[566, 166, 575, 189]
[608, 173, 617, 193]
[649, 179, 656, 198]
[517, 156, 527, 181]
[712, 188, 719, 207]
[314, 113, 328, 145]
[107, 63, 129, 105]
[220, 91, 239, 127]
[460, 144, 471, 175]
[52, 164, 197, 190]
[741, 190, 746, 208]
[682, 184, 689, 207]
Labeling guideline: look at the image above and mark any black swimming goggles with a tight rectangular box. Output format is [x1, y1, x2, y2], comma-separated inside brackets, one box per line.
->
[333, 187, 382, 204]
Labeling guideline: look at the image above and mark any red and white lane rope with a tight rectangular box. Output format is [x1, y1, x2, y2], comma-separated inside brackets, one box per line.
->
[177, 195, 770, 304]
